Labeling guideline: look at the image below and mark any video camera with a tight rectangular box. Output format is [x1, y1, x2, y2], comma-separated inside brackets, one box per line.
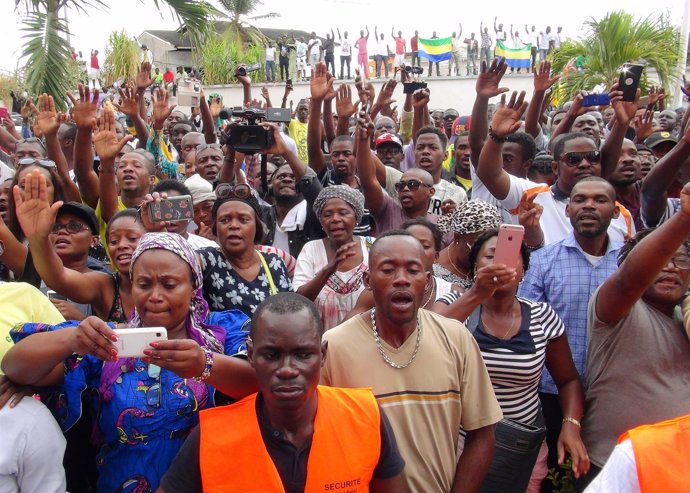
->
[403, 65, 424, 75]
[222, 107, 292, 154]
[400, 65, 427, 94]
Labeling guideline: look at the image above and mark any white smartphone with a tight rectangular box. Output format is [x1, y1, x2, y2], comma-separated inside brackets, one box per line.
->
[46, 289, 68, 301]
[493, 224, 525, 269]
[114, 327, 168, 358]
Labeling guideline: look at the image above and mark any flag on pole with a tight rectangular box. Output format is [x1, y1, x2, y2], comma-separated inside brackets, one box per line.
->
[495, 41, 532, 69]
[418, 37, 453, 63]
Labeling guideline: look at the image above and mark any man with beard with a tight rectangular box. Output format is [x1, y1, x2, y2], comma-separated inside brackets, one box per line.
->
[607, 139, 643, 230]
[519, 176, 622, 489]
[308, 63, 373, 235]
[322, 231, 502, 492]
[258, 124, 325, 258]
[576, 182, 690, 488]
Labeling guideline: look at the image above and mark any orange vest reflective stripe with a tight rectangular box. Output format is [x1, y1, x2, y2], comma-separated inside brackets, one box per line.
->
[199, 385, 381, 493]
[618, 413, 690, 493]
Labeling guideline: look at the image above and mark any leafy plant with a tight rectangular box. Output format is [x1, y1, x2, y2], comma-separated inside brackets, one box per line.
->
[15, 0, 220, 110]
[196, 37, 265, 85]
[549, 10, 681, 104]
[547, 457, 575, 493]
[101, 31, 140, 88]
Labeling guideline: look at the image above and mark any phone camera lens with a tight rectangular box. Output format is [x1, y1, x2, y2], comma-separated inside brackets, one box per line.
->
[156, 333, 161, 337]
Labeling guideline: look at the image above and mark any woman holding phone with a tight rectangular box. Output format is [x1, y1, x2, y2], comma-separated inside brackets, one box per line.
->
[432, 229, 589, 491]
[2, 232, 257, 492]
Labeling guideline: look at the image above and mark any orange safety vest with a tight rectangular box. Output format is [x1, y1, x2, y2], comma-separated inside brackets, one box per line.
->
[199, 385, 381, 493]
[618, 413, 690, 492]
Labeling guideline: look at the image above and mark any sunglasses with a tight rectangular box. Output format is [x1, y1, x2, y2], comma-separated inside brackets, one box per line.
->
[17, 158, 56, 168]
[560, 151, 601, 167]
[394, 179, 432, 192]
[16, 137, 47, 150]
[216, 182, 252, 200]
[146, 363, 161, 408]
[51, 221, 90, 234]
[196, 143, 222, 153]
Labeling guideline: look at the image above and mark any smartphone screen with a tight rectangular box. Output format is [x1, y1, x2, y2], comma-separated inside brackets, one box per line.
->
[493, 225, 525, 269]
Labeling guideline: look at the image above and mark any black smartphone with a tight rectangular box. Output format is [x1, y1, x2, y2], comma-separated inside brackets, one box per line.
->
[618, 64, 644, 102]
[148, 195, 193, 222]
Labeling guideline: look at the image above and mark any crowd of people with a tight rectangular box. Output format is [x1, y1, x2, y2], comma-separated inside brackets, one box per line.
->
[0, 46, 688, 493]
[264, 19, 564, 81]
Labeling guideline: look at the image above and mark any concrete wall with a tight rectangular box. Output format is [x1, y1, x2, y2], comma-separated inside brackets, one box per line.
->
[138, 33, 193, 71]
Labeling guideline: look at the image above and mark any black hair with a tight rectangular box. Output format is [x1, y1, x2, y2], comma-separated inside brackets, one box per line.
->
[331, 134, 353, 147]
[105, 208, 144, 242]
[505, 132, 538, 162]
[551, 132, 596, 162]
[416, 126, 448, 149]
[251, 292, 324, 337]
[468, 228, 531, 277]
[153, 179, 191, 196]
[59, 122, 78, 142]
[171, 119, 194, 132]
[211, 196, 265, 244]
[128, 149, 157, 176]
[402, 217, 443, 252]
[369, 229, 423, 259]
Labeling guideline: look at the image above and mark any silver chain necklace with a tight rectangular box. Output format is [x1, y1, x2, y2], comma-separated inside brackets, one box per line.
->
[370, 308, 422, 369]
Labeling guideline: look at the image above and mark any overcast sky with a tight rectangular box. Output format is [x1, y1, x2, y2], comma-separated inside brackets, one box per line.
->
[0, 0, 684, 73]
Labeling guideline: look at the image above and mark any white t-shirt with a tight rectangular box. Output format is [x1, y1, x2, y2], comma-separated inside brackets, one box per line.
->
[308, 39, 321, 58]
[186, 233, 218, 250]
[265, 46, 275, 62]
[470, 162, 536, 224]
[528, 32, 539, 47]
[296, 41, 307, 58]
[0, 397, 66, 493]
[539, 33, 550, 49]
[385, 166, 468, 216]
[340, 39, 351, 56]
[584, 439, 640, 493]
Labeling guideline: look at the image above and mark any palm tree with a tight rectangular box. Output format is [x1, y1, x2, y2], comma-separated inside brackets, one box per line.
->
[217, 0, 280, 49]
[15, 0, 220, 109]
[549, 10, 681, 103]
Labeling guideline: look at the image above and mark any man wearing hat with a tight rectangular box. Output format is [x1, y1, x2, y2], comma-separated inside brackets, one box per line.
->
[185, 173, 217, 240]
[374, 133, 404, 170]
[644, 131, 677, 160]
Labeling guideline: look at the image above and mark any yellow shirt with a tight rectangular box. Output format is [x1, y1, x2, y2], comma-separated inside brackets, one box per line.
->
[0, 282, 65, 372]
[442, 144, 453, 171]
[95, 197, 126, 252]
[288, 119, 308, 163]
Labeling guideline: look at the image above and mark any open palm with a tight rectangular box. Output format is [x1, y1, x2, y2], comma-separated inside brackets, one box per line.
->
[30, 94, 59, 136]
[491, 91, 528, 138]
[14, 171, 59, 239]
[310, 62, 332, 101]
[67, 84, 98, 129]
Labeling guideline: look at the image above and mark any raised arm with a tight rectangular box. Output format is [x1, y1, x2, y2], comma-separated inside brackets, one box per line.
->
[470, 58, 509, 165]
[335, 84, 359, 137]
[525, 61, 559, 138]
[411, 88, 430, 146]
[476, 91, 528, 200]
[13, 171, 114, 308]
[115, 85, 150, 146]
[595, 182, 690, 324]
[69, 84, 100, 207]
[337, 28, 342, 41]
[323, 74, 337, 145]
[493, 17, 499, 33]
[355, 112, 384, 213]
[199, 89, 219, 144]
[550, 93, 583, 142]
[262, 123, 306, 181]
[641, 128, 690, 227]
[600, 84, 639, 180]
[308, 62, 333, 174]
[236, 71, 252, 107]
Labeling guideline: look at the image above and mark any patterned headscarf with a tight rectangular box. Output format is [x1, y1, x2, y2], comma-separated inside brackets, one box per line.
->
[313, 185, 365, 224]
[437, 199, 501, 234]
[129, 232, 224, 353]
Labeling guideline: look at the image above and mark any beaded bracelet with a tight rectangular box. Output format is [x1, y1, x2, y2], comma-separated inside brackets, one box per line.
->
[488, 126, 507, 143]
[194, 348, 214, 382]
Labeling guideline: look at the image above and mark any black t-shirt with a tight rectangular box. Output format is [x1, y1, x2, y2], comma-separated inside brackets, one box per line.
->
[160, 393, 404, 493]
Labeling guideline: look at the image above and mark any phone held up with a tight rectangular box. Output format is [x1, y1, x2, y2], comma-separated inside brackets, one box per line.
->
[114, 327, 168, 358]
[493, 224, 525, 270]
[148, 195, 193, 223]
[618, 63, 644, 102]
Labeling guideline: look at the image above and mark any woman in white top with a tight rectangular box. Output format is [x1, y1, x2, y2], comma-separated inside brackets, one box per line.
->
[294, 186, 371, 330]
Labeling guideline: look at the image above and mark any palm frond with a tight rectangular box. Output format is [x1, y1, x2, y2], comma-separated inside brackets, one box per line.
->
[150, 0, 221, 43]
[21, 9, 74, 109]
[549, 10, 681, 103]
[217, 0, 264, 18]
[247, 12, 280, 21]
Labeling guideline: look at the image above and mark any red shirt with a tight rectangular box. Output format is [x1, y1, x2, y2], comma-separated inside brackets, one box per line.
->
[411, 36, 418, 51]
[90, 54, 99, 70]
[163, 71, 174, 83]
[395, 37, 405, 54]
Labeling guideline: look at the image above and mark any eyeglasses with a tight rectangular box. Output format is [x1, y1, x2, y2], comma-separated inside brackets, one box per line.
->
[394, 179, 432, 192]
[16, 137, 47, 150]
[669, 255, 690, 270]
[51, 221, 90, 234]
[560, 151, 601, 167]
[146, 363, 161, 408]
[17, 158, 56, 168]
[196, 143, 222, 153]
[216, 182, 252, 200]
[377, 146, 402, 156]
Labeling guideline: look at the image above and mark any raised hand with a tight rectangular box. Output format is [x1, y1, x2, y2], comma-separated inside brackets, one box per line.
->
[67, 83, 99, 129]
[310, 62, 333, 101]
[491, 91, 528, 137]
[93, 106, 133, 161]
[324, 73, 337, 102]
[209, 95, 222, 119]
[335, 84, 360, 118]
[646, 86, 665, 108]
[355, 111, 374, 141]
[518, 193, 543, 227]
[260, 122, 290, 156]
[680, 181, 690, 217]
[20, 100, 32, 120]
[260, 86, 271, 100]
[376, 79, 397, 111]
[136, 62, 154, 91]
[532, 61, 560, 93]
[609, 82, 639, 126]
[115, 85, 140, 117]
[412, 88, 430, 110]
[152, 87, 177, 131]
[354, 69, 375, 106]
[476, 58, 509, 99]
[13, 169, 62, 240]
[325, 241, 358, 274]
[633, 109, 654, 142]
[28, 94, 60, 136]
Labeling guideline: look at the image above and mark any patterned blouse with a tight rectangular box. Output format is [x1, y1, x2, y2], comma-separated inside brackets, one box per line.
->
[198, 248, 292, 316]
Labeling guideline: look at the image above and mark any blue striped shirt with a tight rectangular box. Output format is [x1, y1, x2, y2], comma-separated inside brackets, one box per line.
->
[518, 232, 622, 394]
